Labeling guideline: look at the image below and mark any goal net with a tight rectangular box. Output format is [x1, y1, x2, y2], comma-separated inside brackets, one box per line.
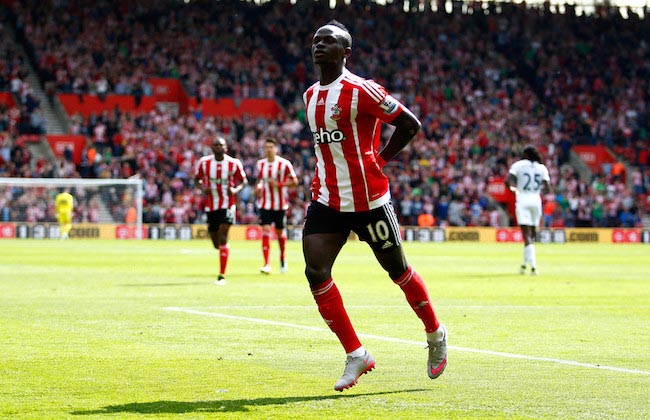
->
[0, 177, 143, 239]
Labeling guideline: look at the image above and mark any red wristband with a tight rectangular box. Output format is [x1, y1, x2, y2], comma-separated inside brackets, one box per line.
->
[377, 155, 387, 168]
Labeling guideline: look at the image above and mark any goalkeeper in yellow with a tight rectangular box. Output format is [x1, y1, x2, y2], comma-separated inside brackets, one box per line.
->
[55, 190, 74, 239]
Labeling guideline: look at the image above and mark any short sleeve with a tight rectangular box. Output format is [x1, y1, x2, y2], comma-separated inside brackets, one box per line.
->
[542, 164, 551, 182]
[194, 159, 204, 179]
[283, 159, 297, 181]
[235, 159, 247, 184]
[357, 79, 404, 124]
[508, 161, 521, 176]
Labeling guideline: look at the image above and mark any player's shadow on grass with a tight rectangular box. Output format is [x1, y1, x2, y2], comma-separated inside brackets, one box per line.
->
[119, 282, 210, 287]
[71, 389, 427, 415]
[119, 274, 222, 287]
[455, 273, 525, 279]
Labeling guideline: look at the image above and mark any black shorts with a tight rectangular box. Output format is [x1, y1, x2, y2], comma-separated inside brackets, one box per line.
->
[259, 209, 287, 229]
[303, 201, 402, 252]
[206, 206, 236, 232]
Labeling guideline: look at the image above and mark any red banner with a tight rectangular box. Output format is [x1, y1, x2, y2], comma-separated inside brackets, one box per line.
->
[573, 145, 616, 173]
[58, 94, 158, 117]
[245, 226, 278, 240]
[0, 92, 15, 107]
[488, 176, 516, 221]
[240, 99, 283, 118]
[189, 98, 283, 119]
[496, 227, 523, 242]
[0, 223, 16, 239]
[148, 78, 189, 115]
[115, 225, 149, 239]
[487, 177, 510, 202]
[612, 229, 641, 243]
[46, 135, 87, 165]
[56, 79, 282, 119]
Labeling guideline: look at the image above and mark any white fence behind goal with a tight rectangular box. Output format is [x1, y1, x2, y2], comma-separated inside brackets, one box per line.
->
[0, 177, 143, 239]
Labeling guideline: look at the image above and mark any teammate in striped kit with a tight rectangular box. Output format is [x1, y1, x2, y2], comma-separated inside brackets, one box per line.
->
[255, 138, 298, 274]
[303, 21, 447, 391]
[194, 137, 248, 286]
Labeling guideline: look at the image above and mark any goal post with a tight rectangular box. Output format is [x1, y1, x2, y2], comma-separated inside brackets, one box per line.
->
[0, 177, 144, 239]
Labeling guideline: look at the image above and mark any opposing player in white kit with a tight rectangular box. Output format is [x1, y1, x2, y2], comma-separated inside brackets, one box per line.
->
[505, 146, 551, 276]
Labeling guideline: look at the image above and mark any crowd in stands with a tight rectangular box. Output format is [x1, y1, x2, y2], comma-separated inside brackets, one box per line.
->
[0, 183, 104, 225]
[1, 0, 648, 229]
[1, 16, 47, 138]
[0, 10, 48, 204]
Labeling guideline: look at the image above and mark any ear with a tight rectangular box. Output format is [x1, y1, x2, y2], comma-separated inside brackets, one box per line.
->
[343, 47, 352, 61]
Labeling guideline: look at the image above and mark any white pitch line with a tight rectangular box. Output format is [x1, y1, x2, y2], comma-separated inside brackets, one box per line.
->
[163, 307, 650, 376]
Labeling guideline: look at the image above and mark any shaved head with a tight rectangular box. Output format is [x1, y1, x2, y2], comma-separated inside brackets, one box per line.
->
[318, 20, 352, 48]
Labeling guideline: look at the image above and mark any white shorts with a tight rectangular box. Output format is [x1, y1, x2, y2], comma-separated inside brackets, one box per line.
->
[515, 202, 542, 227]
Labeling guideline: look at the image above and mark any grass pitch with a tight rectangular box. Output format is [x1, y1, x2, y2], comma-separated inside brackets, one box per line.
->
[1, 239, 649, 419]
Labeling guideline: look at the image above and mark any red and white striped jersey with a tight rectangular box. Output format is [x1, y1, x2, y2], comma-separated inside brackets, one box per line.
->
[255, 156, 297, 211]
[166, 205, 187, 224]
[303, 68, 404, 212]
[194, 154, 247, 211]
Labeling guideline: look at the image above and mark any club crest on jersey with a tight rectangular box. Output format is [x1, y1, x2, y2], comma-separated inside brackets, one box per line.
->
[379, 96, 398, 114]
[330, 104, 342, 121]
[313, 127, 345, 144]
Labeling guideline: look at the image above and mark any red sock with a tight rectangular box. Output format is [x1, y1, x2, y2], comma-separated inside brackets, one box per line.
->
[311, 278, 361, 353]
[394, 266, 440, 333]
[219, 244, 230, 275]
[262, 231, 270, 265]
[278, 231, 287, 263]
